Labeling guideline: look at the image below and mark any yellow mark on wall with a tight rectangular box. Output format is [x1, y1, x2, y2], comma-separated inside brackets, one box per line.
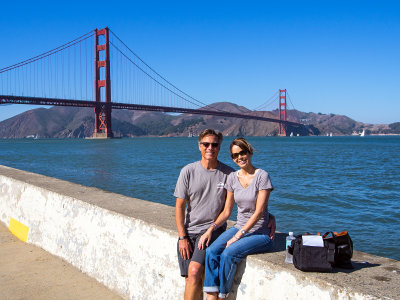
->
[9, 218, 29, 242]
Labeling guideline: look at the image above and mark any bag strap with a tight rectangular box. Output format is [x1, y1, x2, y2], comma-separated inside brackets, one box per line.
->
[333, 231, 348, 237]
[323, 231, 349, 238]
[327, 241, 335, 264]
[322, 232, 334, 239]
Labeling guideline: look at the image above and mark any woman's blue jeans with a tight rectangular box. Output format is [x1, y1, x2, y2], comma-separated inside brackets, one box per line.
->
[203, 227, 273, 298]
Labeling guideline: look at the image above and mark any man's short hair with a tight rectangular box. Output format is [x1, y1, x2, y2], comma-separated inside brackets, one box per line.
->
[198, 129, 223, 144]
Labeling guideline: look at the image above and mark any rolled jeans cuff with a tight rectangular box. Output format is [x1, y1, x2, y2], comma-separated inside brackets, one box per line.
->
[203, 286, 219, 293]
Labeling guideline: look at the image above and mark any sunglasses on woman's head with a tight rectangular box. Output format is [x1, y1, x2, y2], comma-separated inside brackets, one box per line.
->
[200, 142, 219, 148]
[231, 150, 247, 159]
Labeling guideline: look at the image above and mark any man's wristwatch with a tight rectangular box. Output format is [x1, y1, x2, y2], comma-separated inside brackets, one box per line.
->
[240, 229, 246, 235]
[178, 235, 188, 240]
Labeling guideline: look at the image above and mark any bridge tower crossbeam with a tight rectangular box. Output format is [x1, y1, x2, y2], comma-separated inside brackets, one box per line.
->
[93, 27, 113, 138]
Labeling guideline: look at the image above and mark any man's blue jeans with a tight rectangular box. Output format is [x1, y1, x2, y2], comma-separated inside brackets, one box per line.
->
[203, 227, 273, 298]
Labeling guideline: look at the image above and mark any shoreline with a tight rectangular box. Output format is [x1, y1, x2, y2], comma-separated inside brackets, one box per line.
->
[2, 133, 400, 139]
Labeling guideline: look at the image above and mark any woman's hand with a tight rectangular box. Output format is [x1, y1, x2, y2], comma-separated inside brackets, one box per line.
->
[198, 230, 212, 250]
[268, 213, 276, 240]
[226, 235, 239, 247]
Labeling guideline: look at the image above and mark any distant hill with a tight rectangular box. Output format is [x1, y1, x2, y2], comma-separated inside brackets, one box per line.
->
[0, 102, 396, 138]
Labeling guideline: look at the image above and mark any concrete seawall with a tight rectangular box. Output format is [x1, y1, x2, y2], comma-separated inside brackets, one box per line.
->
[1, 165, 399, 299]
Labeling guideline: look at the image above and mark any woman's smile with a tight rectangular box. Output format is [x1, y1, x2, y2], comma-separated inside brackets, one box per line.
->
[236, 158, 247, 166]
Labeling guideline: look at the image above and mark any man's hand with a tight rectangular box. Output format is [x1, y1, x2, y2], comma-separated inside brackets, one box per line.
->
[179, 238, 193, 260]
[268, 213, 276, 240]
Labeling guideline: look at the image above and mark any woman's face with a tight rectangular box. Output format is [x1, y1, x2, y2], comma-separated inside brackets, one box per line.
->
[231, 145, 252, 168]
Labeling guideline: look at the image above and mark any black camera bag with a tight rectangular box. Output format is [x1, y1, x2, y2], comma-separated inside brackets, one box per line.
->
[288, 231, 354, 272]
[289, 235, 334, 272]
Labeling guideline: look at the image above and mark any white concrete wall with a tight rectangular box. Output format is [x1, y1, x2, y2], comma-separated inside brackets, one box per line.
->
[0, 172, 182, 299]
[0, 165, 388, 300]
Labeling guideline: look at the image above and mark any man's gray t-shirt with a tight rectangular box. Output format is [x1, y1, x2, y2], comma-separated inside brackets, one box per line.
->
[174, 161, 234, 235]
[225, 169, 273, 235]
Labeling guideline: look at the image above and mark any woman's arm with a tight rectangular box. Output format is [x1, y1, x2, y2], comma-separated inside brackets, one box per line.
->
[226, 189, 271, 247]
[198, 190, 235, 249]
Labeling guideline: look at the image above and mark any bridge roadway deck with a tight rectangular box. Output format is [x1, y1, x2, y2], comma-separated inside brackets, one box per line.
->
[0, 222, 122, 300]
[0, 95, 302, 126]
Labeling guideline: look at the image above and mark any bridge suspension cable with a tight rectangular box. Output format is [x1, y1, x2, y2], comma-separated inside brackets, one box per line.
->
[0, 31, 94, 74]
[109, 41, 206, 109]
[108, 29, 237, 113]
[286, 91, 296, 111]
[0, 30, 94, 101]
[253, 90, 279, 111]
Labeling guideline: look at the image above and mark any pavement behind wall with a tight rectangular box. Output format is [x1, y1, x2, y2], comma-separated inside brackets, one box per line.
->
[0, 222, 122, 300]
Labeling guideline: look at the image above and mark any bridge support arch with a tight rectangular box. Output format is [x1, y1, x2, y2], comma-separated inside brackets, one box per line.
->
[93, 27, 113, 138]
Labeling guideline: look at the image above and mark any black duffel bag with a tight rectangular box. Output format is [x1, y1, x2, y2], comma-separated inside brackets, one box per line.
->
[288, 231, 353, 272]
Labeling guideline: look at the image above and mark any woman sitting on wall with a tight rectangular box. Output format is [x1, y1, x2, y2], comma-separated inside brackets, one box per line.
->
[198, 137, 274, 299]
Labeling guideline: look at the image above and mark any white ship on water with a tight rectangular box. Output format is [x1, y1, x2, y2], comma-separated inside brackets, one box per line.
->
[352, 129, 366, 136]
[188, 130, 196, 137]
[25, 134, 39, 139]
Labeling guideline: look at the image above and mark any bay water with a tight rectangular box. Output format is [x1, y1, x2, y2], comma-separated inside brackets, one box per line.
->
[1, 136, 399, 260]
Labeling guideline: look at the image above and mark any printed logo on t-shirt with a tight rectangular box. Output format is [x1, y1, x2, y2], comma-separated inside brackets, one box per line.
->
[217, 182, 224, 189]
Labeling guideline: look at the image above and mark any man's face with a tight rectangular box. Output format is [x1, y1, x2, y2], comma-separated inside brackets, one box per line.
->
[198, 134, 220, 162]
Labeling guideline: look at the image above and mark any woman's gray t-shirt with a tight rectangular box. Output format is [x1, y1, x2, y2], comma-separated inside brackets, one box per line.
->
[225, 169, 273, 235]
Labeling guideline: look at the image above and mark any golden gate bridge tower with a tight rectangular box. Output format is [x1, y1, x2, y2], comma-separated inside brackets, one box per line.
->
[278, 89, 287, 136]
[93, 28, 113, 138]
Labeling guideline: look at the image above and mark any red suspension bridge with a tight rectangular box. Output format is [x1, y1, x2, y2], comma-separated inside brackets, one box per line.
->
[0, 27, 303, 137]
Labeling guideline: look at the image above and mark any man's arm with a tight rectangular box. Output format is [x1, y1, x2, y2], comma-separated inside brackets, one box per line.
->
[175, 197, 192, 260]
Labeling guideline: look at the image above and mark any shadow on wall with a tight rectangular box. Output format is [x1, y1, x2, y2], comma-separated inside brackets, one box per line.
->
[270, 232, 287, 252]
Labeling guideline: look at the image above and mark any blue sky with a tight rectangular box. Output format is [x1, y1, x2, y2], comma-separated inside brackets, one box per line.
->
[0, 0, 399, 124]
